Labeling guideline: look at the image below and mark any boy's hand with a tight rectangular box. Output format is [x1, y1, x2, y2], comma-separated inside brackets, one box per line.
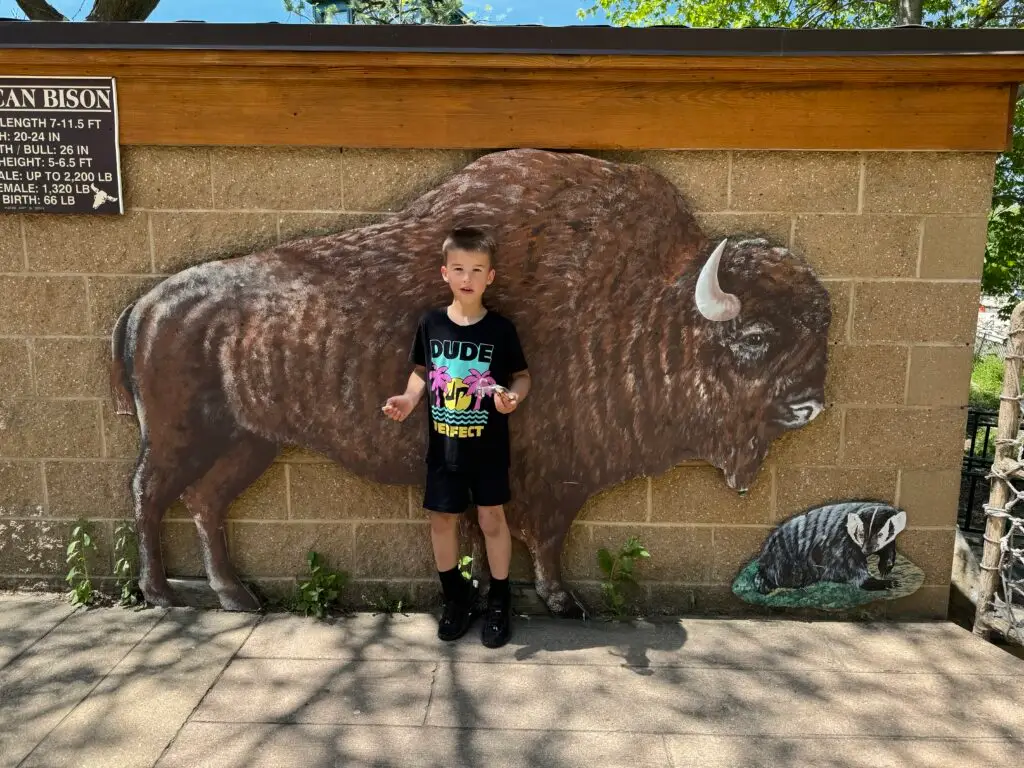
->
[494, 390, 519, 414]
[382, 394, 415, 422]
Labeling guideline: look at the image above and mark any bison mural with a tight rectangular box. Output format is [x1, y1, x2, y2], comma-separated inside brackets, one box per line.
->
[108, 148, 831, 617]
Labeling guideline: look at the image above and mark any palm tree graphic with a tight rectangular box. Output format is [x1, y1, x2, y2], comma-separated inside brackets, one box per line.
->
[463, 368, 495, 411]
[429, 366, 452, 407]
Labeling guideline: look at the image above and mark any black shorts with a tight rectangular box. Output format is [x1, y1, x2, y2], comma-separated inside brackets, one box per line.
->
[423, 463, 511, 514]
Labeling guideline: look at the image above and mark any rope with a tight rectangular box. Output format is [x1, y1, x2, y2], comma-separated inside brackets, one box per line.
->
[979, 409, 1024, 643]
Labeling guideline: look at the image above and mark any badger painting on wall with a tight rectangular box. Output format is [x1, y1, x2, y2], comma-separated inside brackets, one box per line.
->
[109, 148, 832, 617]
[732, 501, 925, 610]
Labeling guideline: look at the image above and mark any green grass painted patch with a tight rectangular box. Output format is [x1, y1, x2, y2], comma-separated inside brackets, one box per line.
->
[731, 553, 925, 611]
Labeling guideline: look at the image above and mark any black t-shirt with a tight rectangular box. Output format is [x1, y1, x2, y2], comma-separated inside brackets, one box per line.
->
[410, 307, 528, 470]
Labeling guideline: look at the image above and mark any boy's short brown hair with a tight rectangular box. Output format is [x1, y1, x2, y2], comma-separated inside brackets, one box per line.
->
[442, 226, 497, 266]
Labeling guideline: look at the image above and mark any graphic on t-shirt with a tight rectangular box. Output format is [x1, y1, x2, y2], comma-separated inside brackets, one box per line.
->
[428, 340, 496, 438]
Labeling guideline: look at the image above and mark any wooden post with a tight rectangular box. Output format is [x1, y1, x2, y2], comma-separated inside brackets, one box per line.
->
[973, 301, 1024, 638]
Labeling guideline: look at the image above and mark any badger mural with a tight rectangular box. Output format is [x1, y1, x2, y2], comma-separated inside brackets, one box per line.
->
[732, 501, 925, 610]
[108, 148, 832, 616]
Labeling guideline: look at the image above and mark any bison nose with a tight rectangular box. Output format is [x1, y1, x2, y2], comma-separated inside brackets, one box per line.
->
[778, 399, 823, 428]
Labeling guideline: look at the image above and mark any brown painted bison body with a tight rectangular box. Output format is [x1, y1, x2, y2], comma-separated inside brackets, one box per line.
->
[109, 148, 830, 615]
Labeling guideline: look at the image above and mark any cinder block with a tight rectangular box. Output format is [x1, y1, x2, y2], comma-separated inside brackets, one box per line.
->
[731, 152, 860, 212]
[24, 212, 150, 273]
[864, 152, 996, 215]
[853, 282, 980, 344]
[122, 146, 213, 209]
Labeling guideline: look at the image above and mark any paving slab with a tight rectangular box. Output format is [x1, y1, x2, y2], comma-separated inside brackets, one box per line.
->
[238, 614, 1021, 675]
[812, 620, 1024, 674]
[191, 658, 436, 726]
[238, 613, 838, 669]
[20, 608, 257, 768]
[4, 594, 1024, 768]
[0, 604, 165, 768]
[0, 592, 77, 670]
[664, 735, 1024, 768]
[425, 661, 1024, 738]
[155, 723, 672, 768]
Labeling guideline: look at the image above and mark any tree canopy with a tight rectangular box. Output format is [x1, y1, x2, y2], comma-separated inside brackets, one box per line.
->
[579, 0, 1024, 29]
[283, 0, 470, 24]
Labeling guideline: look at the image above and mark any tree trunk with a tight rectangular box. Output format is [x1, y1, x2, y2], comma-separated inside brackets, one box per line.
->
[896, 0, 923, 25]
[973, 301, 1024, 638]
[86, 0, 161, 21]
[14, 0, 66, 20]
[15, 0, 160, 20]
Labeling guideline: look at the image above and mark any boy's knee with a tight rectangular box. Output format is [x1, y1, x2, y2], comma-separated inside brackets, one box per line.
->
[429, 512, 459, 533]
[477, 505, 506, 535]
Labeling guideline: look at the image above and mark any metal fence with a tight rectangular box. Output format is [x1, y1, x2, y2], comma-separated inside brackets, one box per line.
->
[959, 408, 1000, 533]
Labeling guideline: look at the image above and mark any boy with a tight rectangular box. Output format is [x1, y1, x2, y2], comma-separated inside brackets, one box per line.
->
[382, 226, 531, 648]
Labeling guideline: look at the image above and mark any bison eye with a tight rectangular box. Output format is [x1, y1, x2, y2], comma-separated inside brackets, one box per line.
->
[728, 323, 774, 362]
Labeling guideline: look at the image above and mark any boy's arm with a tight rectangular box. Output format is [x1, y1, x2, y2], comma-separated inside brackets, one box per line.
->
[508, 369, 531, 403]
[383, 365, 428, 422]
[405, 366, 428, 405]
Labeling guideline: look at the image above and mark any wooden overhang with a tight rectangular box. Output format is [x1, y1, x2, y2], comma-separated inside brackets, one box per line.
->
[2, 22, 1024, 150]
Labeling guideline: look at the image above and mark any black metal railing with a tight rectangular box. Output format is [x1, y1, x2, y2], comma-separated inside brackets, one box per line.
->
[959, 408, 1000, 532]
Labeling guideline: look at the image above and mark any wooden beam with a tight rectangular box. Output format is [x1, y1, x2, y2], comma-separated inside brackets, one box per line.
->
[6, 49, 1024, 84]
[0, 49, 1019, 150]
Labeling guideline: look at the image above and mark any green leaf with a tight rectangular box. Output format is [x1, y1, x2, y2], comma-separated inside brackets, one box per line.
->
[597, 548, 614, 575]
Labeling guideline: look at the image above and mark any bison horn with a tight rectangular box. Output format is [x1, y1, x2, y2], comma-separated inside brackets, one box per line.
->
[695, 238, 741, 322]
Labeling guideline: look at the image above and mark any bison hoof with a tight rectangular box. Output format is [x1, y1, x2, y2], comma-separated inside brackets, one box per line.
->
[140, 580, 177, 609]
[545, 588, 588, 620]
[215, 581, 262, 612]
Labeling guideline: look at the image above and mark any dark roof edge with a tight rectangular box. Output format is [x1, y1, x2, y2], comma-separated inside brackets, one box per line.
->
[3, 21, 1024, 56]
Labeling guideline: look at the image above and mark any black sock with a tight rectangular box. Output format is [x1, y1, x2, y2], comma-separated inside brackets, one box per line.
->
[488, 576, 510, 608]
[439, 567, 468, 603]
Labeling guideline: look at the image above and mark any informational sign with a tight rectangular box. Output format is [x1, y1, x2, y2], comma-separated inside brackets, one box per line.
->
[0, 76, 123, 215]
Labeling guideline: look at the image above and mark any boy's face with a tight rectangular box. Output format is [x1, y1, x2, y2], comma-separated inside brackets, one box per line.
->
[441, 248, 494, 301]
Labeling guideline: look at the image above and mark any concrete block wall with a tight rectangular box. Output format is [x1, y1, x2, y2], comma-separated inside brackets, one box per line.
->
[0, 147, 996, 617]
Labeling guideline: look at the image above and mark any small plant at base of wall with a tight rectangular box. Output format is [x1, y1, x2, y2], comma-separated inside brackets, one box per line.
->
[597, 536, 650, 620]
[113, 521, 145, 608]
[362, 585, 410, 617]
[458, 554, 479, 588]
[65, 519, 97, 608]
[291, 551, 349, 619]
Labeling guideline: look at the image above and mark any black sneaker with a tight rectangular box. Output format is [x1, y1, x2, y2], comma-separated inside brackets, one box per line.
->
[437, 588, 479, 641]
[481, 602, 511, 648]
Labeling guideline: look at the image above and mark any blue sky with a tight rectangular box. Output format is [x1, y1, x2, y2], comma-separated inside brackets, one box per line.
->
[2, 1, 609, 25]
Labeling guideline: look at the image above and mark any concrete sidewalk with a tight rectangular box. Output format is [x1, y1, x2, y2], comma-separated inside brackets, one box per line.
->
[2, 592, 1024, 768]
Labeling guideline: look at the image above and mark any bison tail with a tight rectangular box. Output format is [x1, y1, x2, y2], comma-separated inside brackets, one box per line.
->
[109, 301, 137, 416]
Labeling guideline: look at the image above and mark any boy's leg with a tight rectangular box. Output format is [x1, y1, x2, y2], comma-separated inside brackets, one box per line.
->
[477, 504, 512, 648]
[423, 466, 479, 641]
[429, 511, 460, 572]
[477, 504, 511, 580]
[474, 466, 514, 648]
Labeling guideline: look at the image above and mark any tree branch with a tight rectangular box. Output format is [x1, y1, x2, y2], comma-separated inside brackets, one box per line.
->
[972, 0, 1013, 27]
[14, 0, 67, 20]
[85, 0, 161, 21]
